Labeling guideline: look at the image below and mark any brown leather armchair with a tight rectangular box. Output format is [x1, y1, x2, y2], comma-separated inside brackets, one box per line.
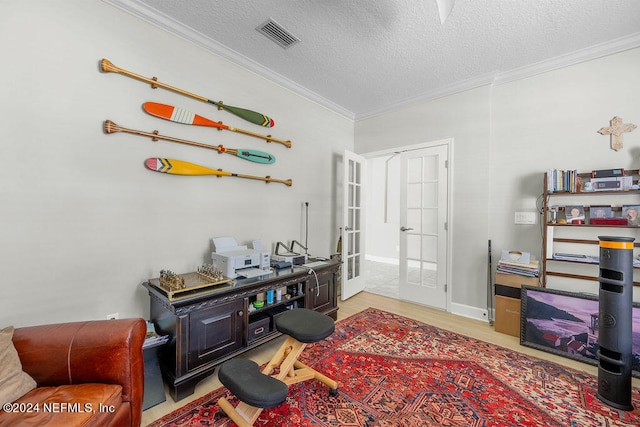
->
[0, 318, 146, 427]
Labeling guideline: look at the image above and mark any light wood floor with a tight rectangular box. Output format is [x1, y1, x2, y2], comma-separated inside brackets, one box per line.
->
[142, 291, 639, 425]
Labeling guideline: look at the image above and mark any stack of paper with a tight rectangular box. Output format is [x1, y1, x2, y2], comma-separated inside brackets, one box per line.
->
[497, 250, 540, 277]
[143, 321, 169, 349]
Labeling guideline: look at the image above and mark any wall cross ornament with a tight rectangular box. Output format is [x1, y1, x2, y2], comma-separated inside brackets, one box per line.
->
[598, 116, 636, 151]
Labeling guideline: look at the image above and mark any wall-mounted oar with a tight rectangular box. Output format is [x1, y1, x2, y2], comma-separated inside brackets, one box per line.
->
[145, 158, 292, 187]
[100, 58, 274, 128]
[143, 102, 292, 148]
[104, 120, 275, 164]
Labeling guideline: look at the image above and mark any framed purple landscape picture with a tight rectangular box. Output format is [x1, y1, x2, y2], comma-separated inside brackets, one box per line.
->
[520, 285, 640, 378]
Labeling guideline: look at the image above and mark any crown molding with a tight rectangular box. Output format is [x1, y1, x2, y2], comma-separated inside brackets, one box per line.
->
[103, 1, 640, 122]
[492, 32, 640, 86]
[354, 71, 498, 120]
[357, 32, 640, 120]
[101, 0, 355, 120]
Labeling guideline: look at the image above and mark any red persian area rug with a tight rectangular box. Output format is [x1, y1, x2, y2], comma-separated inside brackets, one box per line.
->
[148, 308, 640, 426]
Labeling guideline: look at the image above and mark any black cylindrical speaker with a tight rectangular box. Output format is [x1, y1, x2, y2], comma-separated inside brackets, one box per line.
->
[596, 236, 634, 411]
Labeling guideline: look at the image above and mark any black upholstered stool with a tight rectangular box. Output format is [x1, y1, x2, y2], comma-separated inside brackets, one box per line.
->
[218, 359, 288, 408]
[218, 308, 338, 427]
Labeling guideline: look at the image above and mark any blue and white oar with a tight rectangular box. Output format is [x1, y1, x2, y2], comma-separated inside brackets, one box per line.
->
[104, 120, 276, 164]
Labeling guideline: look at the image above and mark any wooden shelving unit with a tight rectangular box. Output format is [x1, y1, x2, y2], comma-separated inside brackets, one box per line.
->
[541, 169, 640, 288]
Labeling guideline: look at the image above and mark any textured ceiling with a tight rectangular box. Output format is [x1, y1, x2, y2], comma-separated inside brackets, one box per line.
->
[106, 0, 640, 119]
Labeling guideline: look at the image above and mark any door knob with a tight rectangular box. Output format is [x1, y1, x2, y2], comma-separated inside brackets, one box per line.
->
[400, 226, 414, 232]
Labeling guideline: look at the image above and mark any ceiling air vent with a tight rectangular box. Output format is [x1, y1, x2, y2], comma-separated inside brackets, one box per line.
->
[256, 18, 300, 49]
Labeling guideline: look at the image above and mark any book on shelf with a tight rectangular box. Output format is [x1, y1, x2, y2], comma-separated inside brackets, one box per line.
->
[552, 253, 599, 264]
[551, 254, 640, 267]
[590, 176, 632, 191]
[592, 168, 624, 178]
[546, 169, 579, 193]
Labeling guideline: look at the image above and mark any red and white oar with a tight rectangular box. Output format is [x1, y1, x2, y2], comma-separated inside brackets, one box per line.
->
[143, 102, 291, 148]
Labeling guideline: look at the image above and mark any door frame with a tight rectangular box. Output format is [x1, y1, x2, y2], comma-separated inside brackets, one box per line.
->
[363, 138, 453, 312]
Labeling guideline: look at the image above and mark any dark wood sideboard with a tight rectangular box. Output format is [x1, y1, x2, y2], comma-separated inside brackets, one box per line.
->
[142, 259, 340, 401]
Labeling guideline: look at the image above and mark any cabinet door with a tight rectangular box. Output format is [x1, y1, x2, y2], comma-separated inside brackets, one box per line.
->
[188, 299, 243, 371]
[309, 270, 335, 313]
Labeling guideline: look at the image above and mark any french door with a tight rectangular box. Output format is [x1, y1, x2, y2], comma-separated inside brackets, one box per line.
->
[398, 144, 449, 310]
[341, 150, 366, 300]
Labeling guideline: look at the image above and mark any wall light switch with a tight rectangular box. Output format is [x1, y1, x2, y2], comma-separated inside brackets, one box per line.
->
[514, 212, 536, 225]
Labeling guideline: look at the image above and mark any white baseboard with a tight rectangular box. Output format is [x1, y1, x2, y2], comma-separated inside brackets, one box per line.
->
[451, 302, 489, 323]
[365, 254, 399, 265]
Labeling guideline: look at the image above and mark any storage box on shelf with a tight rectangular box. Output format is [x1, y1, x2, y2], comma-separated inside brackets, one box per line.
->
[247, 313, 270, 342]
[541, 169, 640, 289]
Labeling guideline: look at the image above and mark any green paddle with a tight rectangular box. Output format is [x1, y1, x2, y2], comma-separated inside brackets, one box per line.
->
[101, 58, 275, 128]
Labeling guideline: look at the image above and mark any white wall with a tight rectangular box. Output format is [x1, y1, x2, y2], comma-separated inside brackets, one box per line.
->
[356, 87, 492, 313]
[2, 1, 638, 327]
[0, 0, 353, 327]
[490, 48, 640, 298]
[356, 48, 640, 313]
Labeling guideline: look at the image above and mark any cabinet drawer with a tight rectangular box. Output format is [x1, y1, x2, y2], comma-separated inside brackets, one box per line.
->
[248, 314, 271, 342]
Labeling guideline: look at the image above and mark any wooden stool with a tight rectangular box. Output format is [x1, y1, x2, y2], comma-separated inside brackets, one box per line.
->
[218, 308, 338, 427]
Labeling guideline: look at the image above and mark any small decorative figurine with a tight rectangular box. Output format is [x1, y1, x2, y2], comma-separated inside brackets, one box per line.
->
[159, 269, 186, 290]
[197, 264, 224, 282]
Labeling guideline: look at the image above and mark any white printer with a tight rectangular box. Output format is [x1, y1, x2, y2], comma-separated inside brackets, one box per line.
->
[211, 237, 270, 279]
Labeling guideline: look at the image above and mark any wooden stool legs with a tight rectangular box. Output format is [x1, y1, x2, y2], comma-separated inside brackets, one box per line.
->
[217, 398, 258, 427]
[218, 336, 338, 426]
[291, 360, 338, 393]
